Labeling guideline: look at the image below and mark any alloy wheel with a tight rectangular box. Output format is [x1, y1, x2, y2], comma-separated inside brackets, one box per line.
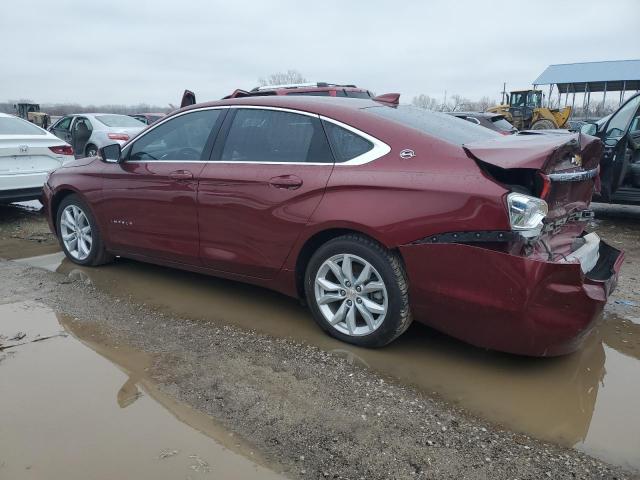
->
[60, 205, 92, 261]
[314, 253, 388, 336]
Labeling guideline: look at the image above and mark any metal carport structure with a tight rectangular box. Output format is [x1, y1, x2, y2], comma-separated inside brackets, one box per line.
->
[532, 59, 640, 116]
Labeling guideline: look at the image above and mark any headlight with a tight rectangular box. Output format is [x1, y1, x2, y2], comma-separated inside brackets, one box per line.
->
[507, 192, 548, 237]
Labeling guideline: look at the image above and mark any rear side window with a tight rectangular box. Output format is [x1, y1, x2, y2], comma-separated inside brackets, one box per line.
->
[0, 116, 46, 135]
[367, 105, 499, 145]
[220, 109, 333, 163]
[322, 120, 373, 162]
[129, 109, 222, 161]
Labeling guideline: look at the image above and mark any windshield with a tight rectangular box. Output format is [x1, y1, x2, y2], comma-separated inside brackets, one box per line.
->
[366, 105, 499, 145]
[0, 116, 46, 135]
[95, 115, 145, 128]
[491, 117, 515, 131]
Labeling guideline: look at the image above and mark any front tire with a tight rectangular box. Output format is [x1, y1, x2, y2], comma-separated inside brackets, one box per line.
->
[304, 234, 412, 347]
[531, 119, 556, 130]
[56, 194, 113, 266]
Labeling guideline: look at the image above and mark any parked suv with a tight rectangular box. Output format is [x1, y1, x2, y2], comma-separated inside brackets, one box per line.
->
[43, 96, 622, 356]
[224, 82, 373, 99]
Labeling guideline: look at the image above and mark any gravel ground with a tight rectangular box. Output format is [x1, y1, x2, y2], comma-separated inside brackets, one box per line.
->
[1, 259, 637, 480]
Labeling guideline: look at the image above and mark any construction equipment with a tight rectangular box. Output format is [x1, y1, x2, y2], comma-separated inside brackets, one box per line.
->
[14, 103, 51, 130]
[486, 90, 571, 130]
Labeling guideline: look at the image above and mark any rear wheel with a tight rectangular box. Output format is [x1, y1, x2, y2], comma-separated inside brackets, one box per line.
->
[304, 234, 412, 347]
[85, 144, 98, 157]
[531, 119, 556, 130]
[56, 194, 113, 266]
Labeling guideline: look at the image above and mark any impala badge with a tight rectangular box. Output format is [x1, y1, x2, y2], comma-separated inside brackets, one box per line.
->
[18, 144, 29, 153]
[399, 149, 415, 159]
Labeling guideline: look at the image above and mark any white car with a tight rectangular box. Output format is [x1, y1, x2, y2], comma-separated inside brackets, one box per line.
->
[49, 113, 145, 158]
[0, 113, 75, 203]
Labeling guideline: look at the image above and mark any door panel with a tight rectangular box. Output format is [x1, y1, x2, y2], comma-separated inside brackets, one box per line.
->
[198, 163, 333, 278]
[100, 161, 206, 264]
[197, 107, 335, 279]
[98, 108, 225, 264]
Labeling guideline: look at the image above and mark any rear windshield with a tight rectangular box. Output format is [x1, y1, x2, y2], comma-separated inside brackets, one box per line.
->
[0, 116, 46, 135]
[344, 90, 371, 99]
[95, 115, 145, 128]
[366, 105, 499, 145]
[490, 117, 515, 131]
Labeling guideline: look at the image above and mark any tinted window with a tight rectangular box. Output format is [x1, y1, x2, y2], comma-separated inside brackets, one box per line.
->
[367, 105, 499, 145]
[96, 114, 146, 128]
[344, 91, 371, 99]
[322, 120, 373, 162]
[0, 116, 46, 135]
[220, 109, 333, 163]
[286, 91, 331, 96]
[129, 109, 222, 161]
[55, 117, 72, 130]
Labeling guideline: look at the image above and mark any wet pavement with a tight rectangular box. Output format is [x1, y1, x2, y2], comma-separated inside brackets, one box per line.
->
[3, 202, 640, 471]
[0, 301, 286, 479]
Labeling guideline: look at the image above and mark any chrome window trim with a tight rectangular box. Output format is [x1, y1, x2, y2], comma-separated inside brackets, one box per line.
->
[319, 115, 390, 166]
[123, 105, 390, 166]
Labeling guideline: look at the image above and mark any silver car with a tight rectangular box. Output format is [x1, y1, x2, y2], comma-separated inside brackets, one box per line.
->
[49, 113, 145, 158]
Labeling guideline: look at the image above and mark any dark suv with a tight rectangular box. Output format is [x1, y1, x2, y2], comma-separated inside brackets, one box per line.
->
[224, 82, 373, 100]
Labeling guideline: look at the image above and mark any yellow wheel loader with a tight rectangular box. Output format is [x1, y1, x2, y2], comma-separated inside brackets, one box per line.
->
[486, 90, 571, 130]
[14, 103, 51, 130]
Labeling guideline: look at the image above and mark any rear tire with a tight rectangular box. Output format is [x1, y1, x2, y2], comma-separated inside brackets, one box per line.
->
[531, 119, 556, 130]
[304, 234, 412, 347]
[56, 194, 113, 266]
[85, 144, 98, 157]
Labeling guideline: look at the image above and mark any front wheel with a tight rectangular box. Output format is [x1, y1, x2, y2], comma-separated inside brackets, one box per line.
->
[304, 234, 412, 347]
[531, 119, 556, 130]
[85, 144, 98, 157]
[56, 194, 113, 266]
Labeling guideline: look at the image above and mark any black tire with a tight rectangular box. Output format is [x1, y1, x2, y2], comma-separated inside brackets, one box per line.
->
[304, 234, 412, 347]
[56, 194, 114, 266]
[531, 119, 556, 130]
[85, 144, 98, 157]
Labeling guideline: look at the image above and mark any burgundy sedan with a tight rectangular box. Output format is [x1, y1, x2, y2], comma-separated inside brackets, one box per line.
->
[42, 96, 623, 356]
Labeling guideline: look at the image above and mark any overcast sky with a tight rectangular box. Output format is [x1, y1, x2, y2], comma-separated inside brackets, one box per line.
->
[2, 0, 638, 107]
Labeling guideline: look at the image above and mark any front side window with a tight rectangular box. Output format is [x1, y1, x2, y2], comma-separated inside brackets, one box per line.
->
[220, 109, 332, 163]
[322, 120, 373, 162]
[55, 117, 72, 131]
[605, 96, 640, 139]
[129, 109, 222, 161]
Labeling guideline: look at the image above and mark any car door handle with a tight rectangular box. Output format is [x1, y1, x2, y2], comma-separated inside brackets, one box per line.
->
[268, 175, 303, 189]
[169, 170, 194, 181]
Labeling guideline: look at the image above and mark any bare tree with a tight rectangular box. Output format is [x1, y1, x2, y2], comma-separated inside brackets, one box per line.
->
[258, 70, 308, 87]
[411, 94, 439, 110]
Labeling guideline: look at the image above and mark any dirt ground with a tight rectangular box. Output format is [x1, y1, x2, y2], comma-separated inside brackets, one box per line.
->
[1, 201, 639, 479]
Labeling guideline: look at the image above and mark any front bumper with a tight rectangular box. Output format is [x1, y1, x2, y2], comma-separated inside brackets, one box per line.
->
[399, 239, 624, 356]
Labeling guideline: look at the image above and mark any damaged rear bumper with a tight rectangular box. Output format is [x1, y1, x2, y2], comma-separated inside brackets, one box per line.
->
[399, 238, 624, 356]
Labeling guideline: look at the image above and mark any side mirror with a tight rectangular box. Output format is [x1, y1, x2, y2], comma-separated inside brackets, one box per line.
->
[99, 143, 122, 163]
[580, 122, 598, 136]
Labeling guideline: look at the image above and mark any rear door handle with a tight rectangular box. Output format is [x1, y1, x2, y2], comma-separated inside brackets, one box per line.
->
[268, 174, 303, 189]
[169, 170, 194, 181]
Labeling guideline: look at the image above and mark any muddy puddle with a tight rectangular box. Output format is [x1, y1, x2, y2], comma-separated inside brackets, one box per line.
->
[14, 248, 640, 471]
[7, 203, 640, 471]
[0, 301, 287, 479]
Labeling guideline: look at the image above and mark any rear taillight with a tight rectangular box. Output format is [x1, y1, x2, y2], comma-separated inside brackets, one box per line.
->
[108, 133, 129, 141]
[49, 145, 74, 156]
[538, 172, 552, 200]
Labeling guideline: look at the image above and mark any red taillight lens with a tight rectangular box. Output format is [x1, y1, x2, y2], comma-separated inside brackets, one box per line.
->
[49, 145, 74, 156]
[538, 172, 551, 200]
[108, 133, 129, 141]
